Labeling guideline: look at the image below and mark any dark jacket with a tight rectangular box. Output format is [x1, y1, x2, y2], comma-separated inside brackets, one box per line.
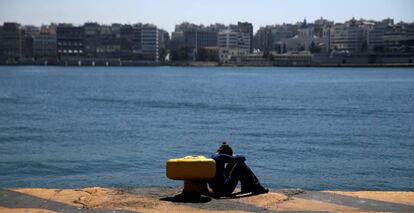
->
[209, 153, 245, 192]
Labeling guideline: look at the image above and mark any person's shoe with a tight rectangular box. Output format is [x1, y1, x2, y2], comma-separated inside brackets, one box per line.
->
[240, 187, 253, 194]
[250, 186, 269, 195]
[240, 185, 269, 195]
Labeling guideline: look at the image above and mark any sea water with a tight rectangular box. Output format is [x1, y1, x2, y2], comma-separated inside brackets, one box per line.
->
[0, 66, 413, 190]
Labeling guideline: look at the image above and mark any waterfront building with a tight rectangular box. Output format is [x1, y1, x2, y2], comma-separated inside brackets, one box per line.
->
[254, 24, 298, 52]
[1, 19, 413, 64]
[83, 22, 100, 58]
[33, 34, 57, 59]
[158, 29, 169, 49]
[329, 19, 366, 52]
[1, 22, 23, 61]
[271, 28, 296, 49]
[313, 18, 334, 53]
[141, 24, 159, 61]
[21, 27, 36, 59]
[23, 25, 40, 36]
[277, 20, 326, 53]
[183, 30, 218, 48]
[22, 25, 41, 59]
[218, 28, 250, 52]
[120, 24, 134, 59]
[56, 24, 85, 58]
[96, 24, 121, 58]
[254, 26, 273, 52]
[314, 17, 334, 38]
[173, 22, 231, 49]
[322, 27, 332, 52]
[234, 22, 253, 53]
[131, 24, 142, 55]
[124, 23, 159, 61]
[169, 31, 185, 50]
[33, 32, 57, 59]
[383, 22, 414, 53]
[0, 26, 3, 60]
[367, 21, 390, 52]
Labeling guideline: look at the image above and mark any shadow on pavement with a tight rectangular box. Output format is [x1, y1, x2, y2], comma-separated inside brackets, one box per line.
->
[160, 193, 212, 203]
[0, 189, 133, 213]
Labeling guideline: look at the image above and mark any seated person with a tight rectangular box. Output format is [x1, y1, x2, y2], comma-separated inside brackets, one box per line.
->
[208, 142, 268, 197]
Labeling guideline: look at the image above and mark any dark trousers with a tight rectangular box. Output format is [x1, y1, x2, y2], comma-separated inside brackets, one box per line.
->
[215, 161, 261, 196]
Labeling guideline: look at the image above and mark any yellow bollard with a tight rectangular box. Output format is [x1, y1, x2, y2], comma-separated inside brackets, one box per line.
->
[166, 156, 216, 196]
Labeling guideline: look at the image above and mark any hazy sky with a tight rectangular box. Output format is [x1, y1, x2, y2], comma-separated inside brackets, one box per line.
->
[1, 0, 413, 32]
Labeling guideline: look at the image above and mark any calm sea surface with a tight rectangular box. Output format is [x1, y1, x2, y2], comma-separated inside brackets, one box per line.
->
[0, 66, 413, 190]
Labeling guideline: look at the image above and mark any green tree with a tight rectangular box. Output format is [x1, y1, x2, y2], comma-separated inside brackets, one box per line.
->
[196, 48, 218, 62]
[159, 48, 168, 61]
[170, 47, 191, 61]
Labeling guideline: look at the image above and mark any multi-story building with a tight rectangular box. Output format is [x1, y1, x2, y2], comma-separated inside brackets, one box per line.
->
[131, 24, 142, 55]
[254, 26, 273, 52]
[383, 22, 414, 53]
[1, 22, 23, 60]
[314, 18, 334, 38]
[0, 25, 3, 60]
[56, 24, 84, 58]
[120, 24, 134, 59]
[95, 25, 120, 58]
[235, 22, 253, 53]
[173, 22, 229, 50]
[83, 22, 100, 58]
[254, 24, 298, 52]
[218, 28, 250, 51]
[218, 29, 238, 48]
[183, 30, 218, 48]
[118, 24, 159, 61]
[272, 29, 295, 45]
[33, 33, 57, 59]
[169, 31, 184, 50]
[322, 27, 332, 52]
[158, 29, 170, 50]
[33, 25, 57, 59]
[329, 19, 366, 52]
[367, 21, 391, 52]
[21, 25, 41, 58]
[277, 21, 322, 53]
[141, 24, 159, 61]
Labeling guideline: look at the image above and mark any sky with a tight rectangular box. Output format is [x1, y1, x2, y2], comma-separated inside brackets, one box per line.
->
[0, 0, 413, 33]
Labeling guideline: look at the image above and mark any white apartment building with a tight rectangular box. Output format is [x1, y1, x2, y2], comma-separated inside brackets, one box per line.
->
[329, 23, 365, 52]
[218, 29, 250, 52]
[141, 25, 159, 61]
[131, 24, 159, 61]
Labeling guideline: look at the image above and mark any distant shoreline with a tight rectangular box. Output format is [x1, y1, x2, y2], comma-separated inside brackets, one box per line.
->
[1, 62, 414, 68]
